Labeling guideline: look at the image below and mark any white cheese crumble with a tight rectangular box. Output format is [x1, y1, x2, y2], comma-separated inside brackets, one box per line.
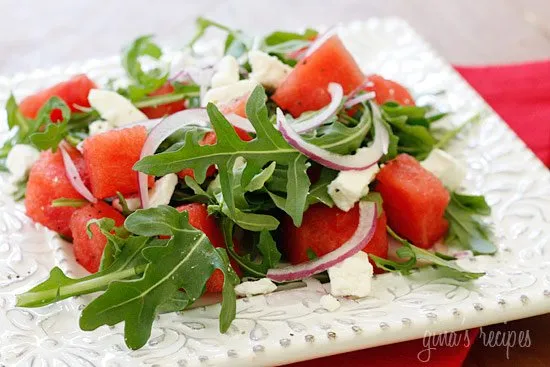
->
[211, 55, 240, 88]
[6, 144, 40, 183]
[115, 174, 178, 212]
[248, 50, 293, 89]
[202, 80, 258, 107]
[328, 165, 380, 212]
[88, 89, 147, 129]
[88, 120, 112, 136]
[421, 149, 466, 191]
[328, 251, 374, 298]
[235, 278, 277, 297]
[320, 294, 341, 312]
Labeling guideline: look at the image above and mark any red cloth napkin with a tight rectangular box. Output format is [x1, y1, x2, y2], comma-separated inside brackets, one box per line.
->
[456, 60, 550, 167]
[286, 60, 550, 367]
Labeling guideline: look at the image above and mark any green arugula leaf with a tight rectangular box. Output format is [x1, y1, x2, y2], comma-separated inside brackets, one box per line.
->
[85, 218, 131, 271]
[51, 198, 88, 208]
[370, 227, 485, 281]
[16, 235, 151, 308]
[285, 155, 310, 226]
[122, 35, 168, 100]
[306, 167, 337, 207]
[382, 102, 448, 128]
[221, 218, 281, 278]
[384, 115, 436, 160]
[244, 161, 276, 192]
[80, 206, 238, 349]
[434, 113, 483, 150]
[444, 192, 496, 255]
[263, 29, 317, 46]
[189, 17, 250, 54]
[27, 97, 71, 152]
[6, 93, 30, 131]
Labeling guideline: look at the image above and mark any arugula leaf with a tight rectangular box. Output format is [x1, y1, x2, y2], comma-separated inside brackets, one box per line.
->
[244, 161, 276, 192]
[86, 218, 131, 271]
[80, 206, 238, 349]
[285, 155, 310, 226]
[16, 235, 151, 308]
[434, 113, 482, 150]
[370, 227, 485, 281]
[29, 97, 71, 151]
[189, 17, 250, 55]
[6, 94, 30, 131]
[382, 102, 447, 128]
[221, 218, 281, 278]
[384, 115, 436, 160]
[444, 192, 496, 255]
[135, 86, 311, 225]
[122, 35, 168, 100]
[306, 167, 337, 207]
[263, 29, 317, 46]
[51, 198, 88, 208]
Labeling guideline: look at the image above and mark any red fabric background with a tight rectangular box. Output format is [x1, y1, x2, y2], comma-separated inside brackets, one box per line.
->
[286, 60, 550, 367]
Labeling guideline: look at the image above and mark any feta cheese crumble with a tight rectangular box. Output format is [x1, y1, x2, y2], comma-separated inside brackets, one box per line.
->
[320, 294, 341, 312]
[421, 149, 466, 191]
[202, 80, 258, 107]
[328, 165, 380, 212]
[328, 251, 374, 298]
[115, 174, 178, 212]
[248, 50, 293, 89]
[6, 144, 40, 183]
[88, 89, 147, 129]
[211, 55, 240, 88]
[235, 278, 277, 297]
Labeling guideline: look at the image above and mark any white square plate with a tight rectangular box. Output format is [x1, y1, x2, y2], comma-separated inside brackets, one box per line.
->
[1, 18, 549, 367]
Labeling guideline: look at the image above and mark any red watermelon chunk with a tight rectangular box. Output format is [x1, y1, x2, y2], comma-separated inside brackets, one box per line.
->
[19, 74, 97, 119]
[365, 74, 415, 106]
[375, 154, 450, 248]
[70, 202, 125, 273]
[25, 145, 88, 238]
[176, 203, 242, 292]
[83, 126, 153, 199]
[271, 35, 365, 117]
[140, 82, 186, 119]
[281, 203, 388, 271]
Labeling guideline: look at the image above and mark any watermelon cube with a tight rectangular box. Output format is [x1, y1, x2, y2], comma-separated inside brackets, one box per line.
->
[70, 201, 125, 273]
[140, 82, 186, 119]
[281, 203, 389, 271]
[271, 35, 365, 117]
[83, 126, 153, 199]
[375, 154, 450, 248]
[19, 74, 97, 119]
[25, 145, 89, 238]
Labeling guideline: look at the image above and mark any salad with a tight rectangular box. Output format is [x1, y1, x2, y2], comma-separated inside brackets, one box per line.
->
[2, 18, 495, 350]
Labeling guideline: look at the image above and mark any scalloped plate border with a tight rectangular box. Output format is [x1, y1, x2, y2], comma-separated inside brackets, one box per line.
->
[1, 18, 550, 367]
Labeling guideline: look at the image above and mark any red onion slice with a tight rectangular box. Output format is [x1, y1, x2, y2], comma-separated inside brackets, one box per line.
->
[292, 83, 344, 133]
[138, 109, 210, 208]
[225, 113, 255, 134]
[60, 146, 97, 204]
[267, 201, 377, 282]
[276, 106, 389, 171]
[344, 91, 376, 109]
[303, 27, 337, 59]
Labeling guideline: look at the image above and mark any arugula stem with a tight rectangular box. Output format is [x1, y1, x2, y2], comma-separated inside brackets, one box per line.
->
[434, 113, 481, 150]
[133, 92, 199, 109]
[16, 264, 147, 307]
